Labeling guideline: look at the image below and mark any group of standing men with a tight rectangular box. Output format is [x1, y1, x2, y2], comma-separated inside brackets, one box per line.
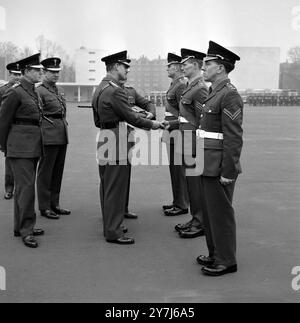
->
[0, 40, 244, 277]
[0, 53, 70, 249]
[92, 41, 244, 276]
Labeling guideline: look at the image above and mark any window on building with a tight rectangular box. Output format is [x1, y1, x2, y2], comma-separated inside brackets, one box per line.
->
[89, 60, 96, 63]
[89, 69, 96, 72]
[89, 78, 96, 81]
[89, 51, 96, 55]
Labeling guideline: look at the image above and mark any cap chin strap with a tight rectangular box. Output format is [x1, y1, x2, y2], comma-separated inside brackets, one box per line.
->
[181, 55, 196, 63]
[167, 61, 182, 66]
[46, 68, 61, 72]
[27, 64, 44, 69]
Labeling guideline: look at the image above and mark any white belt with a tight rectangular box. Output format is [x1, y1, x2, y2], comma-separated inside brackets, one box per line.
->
[179, 116, 189, 123]
[197, 130, 224, 140]
[165, 112, 174, 117]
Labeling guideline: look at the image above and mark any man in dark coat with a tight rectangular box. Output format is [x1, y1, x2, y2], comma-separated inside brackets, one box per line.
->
[0, 61, 22, 200]
[92, 51, 163, 245]
[197, 41, 244, 276]
[162, 53, 189, 217]
[0, 54, 45, 248]
[36, 57, 70, 220]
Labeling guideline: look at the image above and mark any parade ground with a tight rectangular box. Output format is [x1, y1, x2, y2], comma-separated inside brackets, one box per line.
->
[0, 104, 299, 303]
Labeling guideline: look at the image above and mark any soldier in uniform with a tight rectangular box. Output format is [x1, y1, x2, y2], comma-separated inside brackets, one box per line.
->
[0, 62, 22, 200]
[0, 54, 45, 248]
[196, 41, 243, 276]
[162, 53, 189, 217]
[120, 80, 156, 220]
[92, 51, 163, 245]
[164, 49, 208, 239]
[36, 57, 70, 220]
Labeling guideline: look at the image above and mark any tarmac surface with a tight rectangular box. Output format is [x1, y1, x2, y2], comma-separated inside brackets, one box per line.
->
[0, 104, 299, 303]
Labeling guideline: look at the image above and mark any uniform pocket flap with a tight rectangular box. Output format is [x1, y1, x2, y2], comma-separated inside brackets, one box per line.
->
[181, 98, 192, 105]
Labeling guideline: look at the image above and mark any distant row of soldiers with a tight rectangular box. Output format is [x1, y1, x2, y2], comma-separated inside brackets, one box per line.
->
[247, 95, 300, 106]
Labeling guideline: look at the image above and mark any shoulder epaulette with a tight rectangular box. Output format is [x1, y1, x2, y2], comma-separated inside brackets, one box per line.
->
[12, 82, 20, 88]
[124, 85, 133, 89]
[101, 84, 111, 92]
[109, 81, 120, 88]
[226, 83, 237, 91]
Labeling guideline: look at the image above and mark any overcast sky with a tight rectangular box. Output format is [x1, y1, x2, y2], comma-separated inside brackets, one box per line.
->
[0, 0, 299, 61]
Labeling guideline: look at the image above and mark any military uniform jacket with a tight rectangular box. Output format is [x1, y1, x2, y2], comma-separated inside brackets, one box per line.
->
[124, 86, 156, 116]
[37, 82, 68, 145]
[92, 75, 153, 162]
[0, 77, 43, 158]
[166, 76, 187, 128]
[174, 77, 208, 156]
[0, 82, 13, 104]
[200, 78, 243, 179]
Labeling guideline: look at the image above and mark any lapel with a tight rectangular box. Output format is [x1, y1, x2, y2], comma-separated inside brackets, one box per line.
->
[42, 82, 66, 110]
[181, 77, 201, 97]
[204, 78, 229, 103]
[168, 75, 184, 94]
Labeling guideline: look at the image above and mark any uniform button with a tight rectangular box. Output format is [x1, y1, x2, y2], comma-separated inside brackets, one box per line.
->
[209, 110, 212, 113]
[203, 104, 205, 107]
[200, 114, 203, 118]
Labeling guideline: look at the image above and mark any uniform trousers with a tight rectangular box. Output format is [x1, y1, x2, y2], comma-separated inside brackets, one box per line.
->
[5, 157, 14, 193]
[166, 140, 189, 210]
[200, 176, 237, 266]
[9, 158, 38, 237]
[99, 163, 131, 240]
[37, 145, 67, 210]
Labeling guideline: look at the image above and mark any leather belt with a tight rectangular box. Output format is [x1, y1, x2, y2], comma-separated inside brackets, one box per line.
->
[197, 130, 224, 140]
[14, 118, 40, 126]
[44, 114, 64, 119]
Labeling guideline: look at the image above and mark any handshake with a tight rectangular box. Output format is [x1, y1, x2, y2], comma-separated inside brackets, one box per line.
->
[151, 120, 171, 130]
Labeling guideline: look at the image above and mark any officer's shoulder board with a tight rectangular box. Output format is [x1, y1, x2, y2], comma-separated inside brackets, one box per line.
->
[196, 79, 206, 88]
[12, 82, 20, 89]
[226, 82, 237, 91]
[109, 81, 120, 88]
[179, 77, 187, 84]
[124, 85, 134, 89]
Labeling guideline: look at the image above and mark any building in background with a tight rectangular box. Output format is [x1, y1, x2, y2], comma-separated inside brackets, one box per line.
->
[75, 47, 108, 84]
[127, 56, 169, 96]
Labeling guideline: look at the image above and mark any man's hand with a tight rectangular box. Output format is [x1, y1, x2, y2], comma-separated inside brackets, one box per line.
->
[151, 121, 165, 130]
[162, 120, 170, 130]
[220, 176, 235, 186]
[145, 112, 155, 120]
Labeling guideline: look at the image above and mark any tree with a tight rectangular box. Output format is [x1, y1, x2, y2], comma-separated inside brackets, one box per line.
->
[287, 47, 300, 64]
[20, 46, 34, 58]
[35, 35, 75, 82]
[0, 41, 21, 63]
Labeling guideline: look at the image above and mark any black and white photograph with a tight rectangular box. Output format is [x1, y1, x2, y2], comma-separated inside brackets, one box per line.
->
[0, 0, 299, 306]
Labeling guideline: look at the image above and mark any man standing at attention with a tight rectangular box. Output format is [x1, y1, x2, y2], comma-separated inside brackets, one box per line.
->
[37, 57, 70, 220]
[162, 53, 189, 217]
[0, 61, 22, 200]
[0, 54, 45, 248]
[197, 41, 243, 276]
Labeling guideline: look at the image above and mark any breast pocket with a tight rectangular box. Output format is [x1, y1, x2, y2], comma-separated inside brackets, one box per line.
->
[128, 96, 135, 106]
[203, 106, 222, 132]
[167, 93, 177, 107]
